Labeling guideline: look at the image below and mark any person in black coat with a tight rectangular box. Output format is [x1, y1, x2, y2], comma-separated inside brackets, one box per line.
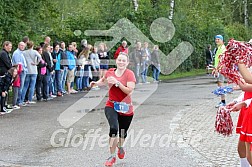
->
[0, 67, 18, 114]
[42, 44, 54, 99]
[0, 41, 12, 76]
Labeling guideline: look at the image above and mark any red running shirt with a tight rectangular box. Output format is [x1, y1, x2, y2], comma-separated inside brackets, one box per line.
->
[105, 68, 136, 116]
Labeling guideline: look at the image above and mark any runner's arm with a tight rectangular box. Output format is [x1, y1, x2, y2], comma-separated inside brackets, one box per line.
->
[117, 81, 135, 95]
[91, 76, 106, 87]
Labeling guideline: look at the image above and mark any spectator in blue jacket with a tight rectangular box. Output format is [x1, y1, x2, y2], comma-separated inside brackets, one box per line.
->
[66, 44, 77, 94]
[52, 43, 63, 96]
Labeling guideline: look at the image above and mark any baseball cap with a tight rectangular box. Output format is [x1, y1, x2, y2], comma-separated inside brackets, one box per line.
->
[215, 35, 223, 41]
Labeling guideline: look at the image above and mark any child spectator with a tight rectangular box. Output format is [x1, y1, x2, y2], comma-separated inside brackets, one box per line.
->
[0, 67, 18, 114]
[12, 64, 22, 109]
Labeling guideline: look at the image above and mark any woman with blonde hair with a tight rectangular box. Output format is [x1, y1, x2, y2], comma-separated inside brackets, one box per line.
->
[76, 46, 90, 91]
[82, 45, 92, 91]
[98, 42, 110, 79]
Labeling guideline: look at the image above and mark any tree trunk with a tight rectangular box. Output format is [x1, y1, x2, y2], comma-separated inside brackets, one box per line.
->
[244, 0, 248, 27]
[132, 0, 138, 11]
[168, 0, 175, 20]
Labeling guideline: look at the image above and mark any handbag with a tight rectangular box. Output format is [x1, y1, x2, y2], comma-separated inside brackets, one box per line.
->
[40, 59, 46, 75]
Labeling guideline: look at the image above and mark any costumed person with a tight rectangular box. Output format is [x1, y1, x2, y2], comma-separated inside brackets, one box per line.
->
[227, 85, 251, 167]
[216, 39, 252, 166]
[90, 52, 136, 166]
[230, 62, 252, 166]
[229, 80, 252, 166]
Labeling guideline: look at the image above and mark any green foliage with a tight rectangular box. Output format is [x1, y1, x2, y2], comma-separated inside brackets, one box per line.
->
[0, 0, 252, 74]
[224, 23, 251, 41]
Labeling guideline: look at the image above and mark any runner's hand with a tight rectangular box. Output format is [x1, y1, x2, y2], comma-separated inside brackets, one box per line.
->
[107, 76, 117, 85]
[90, 81, 97, 87]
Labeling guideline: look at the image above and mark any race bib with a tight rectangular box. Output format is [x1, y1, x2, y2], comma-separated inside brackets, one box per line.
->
[114, 102, 130, 114]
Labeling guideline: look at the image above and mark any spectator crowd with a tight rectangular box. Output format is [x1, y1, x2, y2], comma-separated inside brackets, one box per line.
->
[0, 36, 160, 114]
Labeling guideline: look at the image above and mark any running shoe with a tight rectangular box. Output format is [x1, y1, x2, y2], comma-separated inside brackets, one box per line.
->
[117, 147, 125, 159]
[104, 156, 116, 166]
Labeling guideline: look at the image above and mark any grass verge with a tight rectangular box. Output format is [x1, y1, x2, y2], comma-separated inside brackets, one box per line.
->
[159, 69, 206, 81]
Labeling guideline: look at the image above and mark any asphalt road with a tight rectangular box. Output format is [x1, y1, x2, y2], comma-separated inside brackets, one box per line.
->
[0, 75, 241, 167]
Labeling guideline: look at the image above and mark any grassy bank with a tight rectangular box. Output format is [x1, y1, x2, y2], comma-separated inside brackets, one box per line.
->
[159, 69, 206, 81]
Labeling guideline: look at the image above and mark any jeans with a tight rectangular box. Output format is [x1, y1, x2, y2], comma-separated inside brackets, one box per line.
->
[17, 71, 26, 104]
[55, 70, 63, 93]
[76, 69, 84, 90]
[61, 67, 68, 92]
[134, 64, 140, 83]
[83, 65, 90, 88]
[12, 86, 19, 106]
[152, 65, 160, 81]
[141, 62, 149, 83]
[49, 73, 55, 95]
[21, 74, 37, 103]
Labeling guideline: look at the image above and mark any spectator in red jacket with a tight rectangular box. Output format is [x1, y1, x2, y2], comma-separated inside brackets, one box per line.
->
[12, 64, 22, 109]
[114, 41, 128, 59]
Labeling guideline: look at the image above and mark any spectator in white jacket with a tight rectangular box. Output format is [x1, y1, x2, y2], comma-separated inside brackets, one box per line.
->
[90, 46, 100, 82]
